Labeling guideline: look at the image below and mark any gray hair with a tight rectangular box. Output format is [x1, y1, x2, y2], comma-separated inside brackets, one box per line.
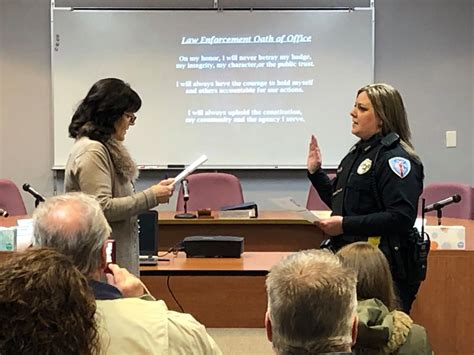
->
[358, 83, 420, 162]
[33, 192, 111, 277]
[266, 249, 357, 354]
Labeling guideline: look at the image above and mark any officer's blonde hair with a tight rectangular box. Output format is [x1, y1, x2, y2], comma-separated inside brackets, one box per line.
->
[358, 83, 420, 162]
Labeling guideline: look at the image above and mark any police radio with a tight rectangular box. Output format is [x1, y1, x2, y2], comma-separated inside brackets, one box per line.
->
[415, 198, 431, 281]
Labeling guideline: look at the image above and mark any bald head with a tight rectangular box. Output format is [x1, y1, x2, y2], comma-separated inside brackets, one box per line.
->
[33, 193, 111, 277]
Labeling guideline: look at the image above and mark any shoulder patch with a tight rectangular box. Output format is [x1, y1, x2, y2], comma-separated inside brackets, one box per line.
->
[388, 157, 411, 178]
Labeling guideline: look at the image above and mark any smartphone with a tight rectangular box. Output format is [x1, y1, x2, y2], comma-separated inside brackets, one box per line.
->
[104, 239, 116, 273]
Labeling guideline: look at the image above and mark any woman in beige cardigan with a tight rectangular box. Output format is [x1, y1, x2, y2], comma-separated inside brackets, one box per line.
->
[65, 78, 174, 275]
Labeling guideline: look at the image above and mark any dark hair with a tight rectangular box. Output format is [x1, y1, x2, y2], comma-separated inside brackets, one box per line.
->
[0, 248, 101, 355]
[68, 78, 141, 142]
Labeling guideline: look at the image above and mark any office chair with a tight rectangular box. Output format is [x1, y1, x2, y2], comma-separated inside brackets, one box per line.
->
[0, 179, 27, 216]
[176, 173, 244, 212]
[421, 182, 473, 219]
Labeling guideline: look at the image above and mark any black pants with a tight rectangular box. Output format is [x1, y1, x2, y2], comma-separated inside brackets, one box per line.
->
[393, 277, 421, 314]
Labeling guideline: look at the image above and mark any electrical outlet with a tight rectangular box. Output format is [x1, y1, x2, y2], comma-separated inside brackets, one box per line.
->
[446, 131, 457, 148]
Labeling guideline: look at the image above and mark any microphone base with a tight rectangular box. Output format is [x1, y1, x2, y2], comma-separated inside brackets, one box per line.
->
[174, 212, 197, 219]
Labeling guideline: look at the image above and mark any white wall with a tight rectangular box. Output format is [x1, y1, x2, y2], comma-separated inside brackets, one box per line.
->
[0, 0, 473, 213]
[0, 0, 53, 211]
[375, 0, 473, 182]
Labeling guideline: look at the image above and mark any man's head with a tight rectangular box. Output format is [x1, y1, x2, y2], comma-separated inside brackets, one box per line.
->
[265, 249, 358, 354]
[33, 192, 111, 277]
[0, 248, 100, 354]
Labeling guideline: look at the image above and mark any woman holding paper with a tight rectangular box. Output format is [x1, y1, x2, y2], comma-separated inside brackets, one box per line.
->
[65, 78, 174, 275]
[307, 83, 424, 313]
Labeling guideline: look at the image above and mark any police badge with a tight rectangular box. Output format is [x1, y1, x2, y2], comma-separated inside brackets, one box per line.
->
[357, 158, 372, 175]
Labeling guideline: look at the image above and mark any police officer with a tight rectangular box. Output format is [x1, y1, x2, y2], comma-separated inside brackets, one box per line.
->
[307, 83, 424, 313]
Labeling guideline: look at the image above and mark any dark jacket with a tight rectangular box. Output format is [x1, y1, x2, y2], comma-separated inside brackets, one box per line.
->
[308, 133, 423, 238]
[308, 133, 424, 280]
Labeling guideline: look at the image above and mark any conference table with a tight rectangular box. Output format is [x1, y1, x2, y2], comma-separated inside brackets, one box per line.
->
[1, 213, 473, 354]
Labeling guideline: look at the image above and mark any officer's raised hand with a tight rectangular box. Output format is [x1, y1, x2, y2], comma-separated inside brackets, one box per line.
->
[316, 216, 343, 236]
[307, 135, 322, 174]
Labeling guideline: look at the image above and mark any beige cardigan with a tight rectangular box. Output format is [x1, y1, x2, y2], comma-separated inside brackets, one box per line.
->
[96, 298, 222, 355]
[65, 137, 158, 275]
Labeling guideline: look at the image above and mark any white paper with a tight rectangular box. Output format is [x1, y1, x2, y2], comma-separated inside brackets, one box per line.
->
[172, 154, 208, 187]
[271, 197, 321, 223]
[16, 218, 34, 251]
[17, 218, 34, 226]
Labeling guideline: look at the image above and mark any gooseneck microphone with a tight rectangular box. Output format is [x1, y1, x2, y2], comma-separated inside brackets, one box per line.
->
[182, 179, 190, 201]
[22, 183, 46, 207]
[423, 194, 462, 213]
[0, 208, 9, 217]
[174, 179, 196, 219]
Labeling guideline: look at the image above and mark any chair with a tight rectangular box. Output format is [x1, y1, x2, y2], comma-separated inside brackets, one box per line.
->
[306, 173, 335, 211]
[420, 182, 473, 220]
[0, 179, 27, 216]
[176, 173, 244, 212]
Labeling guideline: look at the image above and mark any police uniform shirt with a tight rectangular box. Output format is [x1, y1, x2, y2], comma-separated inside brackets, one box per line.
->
[308, 133, 424, 239]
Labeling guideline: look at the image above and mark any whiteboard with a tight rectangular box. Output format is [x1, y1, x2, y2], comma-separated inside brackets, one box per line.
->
[52, 8, 373, 168]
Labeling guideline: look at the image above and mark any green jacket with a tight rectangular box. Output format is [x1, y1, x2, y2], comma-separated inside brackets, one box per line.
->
[355, 298, 431, 355]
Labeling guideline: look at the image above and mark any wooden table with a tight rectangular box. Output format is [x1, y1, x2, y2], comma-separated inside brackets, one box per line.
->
[411, 250, 473, 354]
[158, 211, 474, 251]
[141, 252, 288, 328]
[158, 210, 326, 251]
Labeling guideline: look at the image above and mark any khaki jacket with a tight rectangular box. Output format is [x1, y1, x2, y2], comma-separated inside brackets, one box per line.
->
[96, 298, 222, 355]
[65, 137, 158, 275]
[355, 298, 431, 354]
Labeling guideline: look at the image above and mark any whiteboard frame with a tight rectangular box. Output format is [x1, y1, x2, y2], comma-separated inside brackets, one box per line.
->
[50, 2, 375, 170]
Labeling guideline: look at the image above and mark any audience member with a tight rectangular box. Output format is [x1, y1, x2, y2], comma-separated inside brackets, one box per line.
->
[337, 242, 431, 354]
[33, 192, 221, 355]
[0, 248, 100, 355]
[265, 249, 358, 354]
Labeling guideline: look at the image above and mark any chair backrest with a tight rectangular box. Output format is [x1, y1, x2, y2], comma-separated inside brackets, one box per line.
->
[176, 173, 244, 211]
[0, 179, 27, 216]
[420, 182, 473, 220]
[306, 174, 335, 211]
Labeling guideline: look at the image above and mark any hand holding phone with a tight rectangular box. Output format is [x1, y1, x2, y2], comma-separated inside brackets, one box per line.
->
[104, 239, 116, 274]
[105, 263, 147, 298]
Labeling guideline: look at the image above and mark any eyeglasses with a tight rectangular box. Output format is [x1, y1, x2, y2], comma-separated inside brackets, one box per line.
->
[125, 113, 137, 124]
